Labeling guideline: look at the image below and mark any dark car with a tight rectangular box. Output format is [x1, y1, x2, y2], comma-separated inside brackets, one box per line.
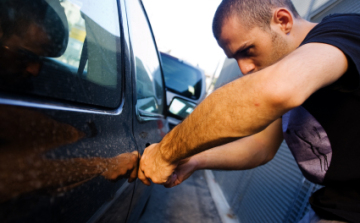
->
[160, 52, 206, 129]
[0, 0, 168, 222]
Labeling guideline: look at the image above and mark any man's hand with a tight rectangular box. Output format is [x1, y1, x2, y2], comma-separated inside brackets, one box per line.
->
[138, 143, 179, 185]
[163, 157, 198, 188]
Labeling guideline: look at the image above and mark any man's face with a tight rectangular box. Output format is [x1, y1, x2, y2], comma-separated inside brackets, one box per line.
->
[217, 16, 291, 75]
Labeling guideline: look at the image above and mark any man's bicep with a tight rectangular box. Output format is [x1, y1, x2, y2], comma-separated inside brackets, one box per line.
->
[268, 42, 348, 108]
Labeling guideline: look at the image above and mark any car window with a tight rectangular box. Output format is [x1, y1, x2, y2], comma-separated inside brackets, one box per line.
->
[126, 0, 164, 115]
[0, 0, 122, 108]
[161, 54, 203, 100]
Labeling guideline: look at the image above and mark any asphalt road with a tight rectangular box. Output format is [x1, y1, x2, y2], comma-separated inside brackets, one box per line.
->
[138, 170, 222, 223]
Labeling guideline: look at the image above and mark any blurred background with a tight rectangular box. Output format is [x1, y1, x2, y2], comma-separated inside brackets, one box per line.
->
[142, 0, 224, 92]
[142, 0, 358, 93]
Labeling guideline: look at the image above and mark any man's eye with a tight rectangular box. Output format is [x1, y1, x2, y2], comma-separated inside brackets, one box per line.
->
[245, 48, 253, 56]
[240, 47, 253, 57]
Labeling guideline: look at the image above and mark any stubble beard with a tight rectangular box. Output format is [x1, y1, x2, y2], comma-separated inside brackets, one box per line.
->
[267, 31, 291, 67]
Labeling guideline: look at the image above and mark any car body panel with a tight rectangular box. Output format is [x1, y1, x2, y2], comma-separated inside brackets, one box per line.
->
[0, 0, 167, 222]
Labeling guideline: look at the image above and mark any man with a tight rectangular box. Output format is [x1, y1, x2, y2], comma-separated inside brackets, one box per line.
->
[139, 0, 360, 222]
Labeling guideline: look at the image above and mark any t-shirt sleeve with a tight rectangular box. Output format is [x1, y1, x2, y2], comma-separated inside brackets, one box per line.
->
[301, 14, 360, 91]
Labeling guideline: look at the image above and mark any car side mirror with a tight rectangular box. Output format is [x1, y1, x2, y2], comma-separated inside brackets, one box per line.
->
[168, 97, 196, 120]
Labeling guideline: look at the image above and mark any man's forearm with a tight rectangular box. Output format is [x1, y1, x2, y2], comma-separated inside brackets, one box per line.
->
[188, 118, 284, 171]
[159, 69, 290, 164]
[193, 140, 268, 171]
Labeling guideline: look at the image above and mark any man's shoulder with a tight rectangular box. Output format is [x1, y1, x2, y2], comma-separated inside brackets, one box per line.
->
[302, 13, 360, 45]
[321, 13, 360, 23]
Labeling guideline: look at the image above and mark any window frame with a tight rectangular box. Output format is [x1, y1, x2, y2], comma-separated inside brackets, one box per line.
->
[126, 0, 167, 122]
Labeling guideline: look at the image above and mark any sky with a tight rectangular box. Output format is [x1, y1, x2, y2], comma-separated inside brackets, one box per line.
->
[142, 0, 225, 75]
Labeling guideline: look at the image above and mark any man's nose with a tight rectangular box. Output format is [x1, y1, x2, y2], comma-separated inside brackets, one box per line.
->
[237, 59, 255, 75]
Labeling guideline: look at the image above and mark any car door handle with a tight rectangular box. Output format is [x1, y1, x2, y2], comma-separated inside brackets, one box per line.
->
[136, 104, 164, 122]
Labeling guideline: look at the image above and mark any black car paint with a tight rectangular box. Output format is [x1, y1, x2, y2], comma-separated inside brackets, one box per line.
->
[0, 0, 168, 222]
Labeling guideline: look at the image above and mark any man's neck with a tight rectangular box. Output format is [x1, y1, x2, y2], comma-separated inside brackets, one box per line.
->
[293, 19, 318, 47]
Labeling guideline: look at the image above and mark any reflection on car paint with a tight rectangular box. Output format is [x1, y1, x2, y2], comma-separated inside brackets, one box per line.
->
[0, 0, 168, 221]
[0, 106, 139, 202]
[157, 120, 167, 138]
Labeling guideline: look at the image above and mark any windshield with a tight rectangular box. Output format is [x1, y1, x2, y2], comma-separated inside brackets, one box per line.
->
[161, 54, 202, 100]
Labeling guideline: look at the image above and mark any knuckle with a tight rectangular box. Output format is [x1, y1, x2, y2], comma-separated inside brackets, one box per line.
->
[139, 158, 146, 166]
[131, 155, 138, 163]
[142, 170, 149, 178]
[153, 178, 164, 184]
[108, 174, 116, 180]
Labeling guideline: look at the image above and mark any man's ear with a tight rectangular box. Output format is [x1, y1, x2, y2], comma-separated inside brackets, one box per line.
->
[271, 8, 294, 35]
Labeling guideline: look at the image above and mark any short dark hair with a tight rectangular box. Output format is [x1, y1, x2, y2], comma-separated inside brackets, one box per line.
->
[212, 0, 300, 40]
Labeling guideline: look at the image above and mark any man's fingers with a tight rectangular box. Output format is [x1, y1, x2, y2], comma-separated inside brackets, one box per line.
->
[128, 167, 138, 183]
[128, 150, 140, 183]
[164, 182, 173, 188]
[164, 173, 177, 188]
[138, 153, 151, 185]
[132, 150, 140, 157]
[165, 173, 173, 184]
[138, 143, 176, 185]
[138, 168, 151, 186]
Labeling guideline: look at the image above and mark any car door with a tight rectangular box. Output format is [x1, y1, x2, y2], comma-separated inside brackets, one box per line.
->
[126, 0, 168, 149]
[84, 0, 170, 222]
[124, 0, 169, 222]
[0, 0, 141, 222]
